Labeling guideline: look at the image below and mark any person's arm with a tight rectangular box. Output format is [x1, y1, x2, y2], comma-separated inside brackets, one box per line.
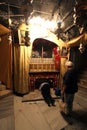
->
[61, 71, 70, 94]
[61, 84, 66, 95]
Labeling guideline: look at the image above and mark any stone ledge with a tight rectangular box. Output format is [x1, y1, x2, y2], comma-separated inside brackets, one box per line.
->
[0, 90, 13, 99]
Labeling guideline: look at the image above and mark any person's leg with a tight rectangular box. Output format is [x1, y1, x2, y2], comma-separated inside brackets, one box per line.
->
[65, 94, 74, 115]
[46, 85, 55, 106]
[45, 85, 52, 106]
[41, 85, 51, 106]
[68, 94, 74, 114]
[51, 98, 55, 106]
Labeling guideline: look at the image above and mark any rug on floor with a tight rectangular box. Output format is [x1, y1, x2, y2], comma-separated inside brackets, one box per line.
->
[22, 89, 59, 102]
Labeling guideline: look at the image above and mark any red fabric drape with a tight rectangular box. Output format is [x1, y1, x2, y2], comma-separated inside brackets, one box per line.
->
[53, 47, 60, 70]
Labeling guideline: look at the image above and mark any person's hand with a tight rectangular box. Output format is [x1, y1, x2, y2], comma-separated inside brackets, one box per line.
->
[61, 90, 64, 95]
[61, 90, 64, 102]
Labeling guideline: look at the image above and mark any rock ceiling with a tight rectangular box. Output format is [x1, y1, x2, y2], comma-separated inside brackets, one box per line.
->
[0, 0, 87, 41]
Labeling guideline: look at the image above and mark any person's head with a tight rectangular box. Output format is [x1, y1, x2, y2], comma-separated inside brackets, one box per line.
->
[65, 60, 74, 70]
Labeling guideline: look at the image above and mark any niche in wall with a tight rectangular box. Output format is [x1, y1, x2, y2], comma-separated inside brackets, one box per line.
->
[31, 38, 57, 58]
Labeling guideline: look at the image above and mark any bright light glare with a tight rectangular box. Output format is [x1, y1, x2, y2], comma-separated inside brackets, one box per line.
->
[27, 16, 57, 42]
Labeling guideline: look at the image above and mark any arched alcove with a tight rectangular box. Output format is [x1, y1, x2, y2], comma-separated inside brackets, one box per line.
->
[29, 38, 60, 91]
[32, 38, 58, 58]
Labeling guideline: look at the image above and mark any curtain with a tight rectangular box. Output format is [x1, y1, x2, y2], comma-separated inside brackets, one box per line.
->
[13, 45, 31, 95]
[0, 35, 12, 89]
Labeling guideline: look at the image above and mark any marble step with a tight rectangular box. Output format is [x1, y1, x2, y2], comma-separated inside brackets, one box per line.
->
[79, 79, 87, 84]
[0, 84, 6, 91]
[0, 90, 14, 119]
[78, 82, 87, 89]
[75, 88, 87, 110]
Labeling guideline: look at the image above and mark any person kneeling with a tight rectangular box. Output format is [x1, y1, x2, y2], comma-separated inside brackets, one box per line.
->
[39, 81, 55, 107]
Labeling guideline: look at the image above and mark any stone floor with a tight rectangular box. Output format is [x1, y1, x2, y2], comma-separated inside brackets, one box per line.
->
[14, 89, 87, 130]
[14, 95, 68, 130]
[0, 90, 15, 130]
[0, 89, 87, 130]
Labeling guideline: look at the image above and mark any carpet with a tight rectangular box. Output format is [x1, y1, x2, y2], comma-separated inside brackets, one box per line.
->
[22, 89, 59, 102]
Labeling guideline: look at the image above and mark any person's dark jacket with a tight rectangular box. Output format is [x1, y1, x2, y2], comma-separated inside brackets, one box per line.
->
[63, 68, 78, 94]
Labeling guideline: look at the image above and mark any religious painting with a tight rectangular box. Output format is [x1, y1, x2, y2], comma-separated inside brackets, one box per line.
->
[61, 47, 68, 57]
[18, 30, 30, 46]
[18, 30, 25, 45]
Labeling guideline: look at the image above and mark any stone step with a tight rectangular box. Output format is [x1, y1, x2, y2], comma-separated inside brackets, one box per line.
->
[75, 87, 87, 110]
[0, 90, 14, 119]
[78, 68, 87, 89]
[78, 83, 87, 89]
[0, 84, 6, 91]
[79, 68, 87, 76]
[78, 79, 87, 88]
[81, 70, 87, 74]
[79, 72, 87, 78]
[79, 79, 87, 83]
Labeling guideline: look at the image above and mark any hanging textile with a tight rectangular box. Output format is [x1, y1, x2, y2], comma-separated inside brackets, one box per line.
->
[53, 47, 60, 70]
[0, 35, 12, 89]
[13, 45, 31, 95]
